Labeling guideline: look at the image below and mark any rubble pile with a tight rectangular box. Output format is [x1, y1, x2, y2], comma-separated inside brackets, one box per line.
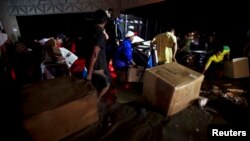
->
[222, 88, 248, 106]
[200, 83, 248, 107]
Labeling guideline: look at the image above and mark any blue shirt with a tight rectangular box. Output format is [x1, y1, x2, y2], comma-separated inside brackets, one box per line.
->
[113, 38, 133, 68]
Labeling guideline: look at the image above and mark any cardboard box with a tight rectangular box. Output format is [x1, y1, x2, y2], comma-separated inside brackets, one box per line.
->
[224, 57, 249, 78]
[127, 66, 145, 82]
[142, 62, 204, 116]
[21, 77, 98, 141]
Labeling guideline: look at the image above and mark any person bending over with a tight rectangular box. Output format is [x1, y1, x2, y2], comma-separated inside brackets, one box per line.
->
[202, 45, 230, 75]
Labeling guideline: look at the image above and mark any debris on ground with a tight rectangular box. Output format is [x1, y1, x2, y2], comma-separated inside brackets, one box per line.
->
[198, 96, 208, 110]
[200, 82, 248, 107]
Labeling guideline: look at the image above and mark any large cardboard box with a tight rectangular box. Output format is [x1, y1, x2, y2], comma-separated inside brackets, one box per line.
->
[142, 62, 204, 116]
[127, 66, 145, 82]
[224, 57, 249, 78]
[21, 77, 98, 141]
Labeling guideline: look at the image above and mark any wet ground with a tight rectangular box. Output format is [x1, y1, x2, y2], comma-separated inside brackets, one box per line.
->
[2, 75, 249, 141]
[63, 76, 250, 141]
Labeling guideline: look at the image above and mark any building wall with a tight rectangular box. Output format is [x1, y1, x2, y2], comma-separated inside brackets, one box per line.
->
[122, 0, 164, 10]
[0, 0, 163, 40]
[7, 0, 120, 15]
[0, 0, 20, 42]
[7, 0, 163, 15]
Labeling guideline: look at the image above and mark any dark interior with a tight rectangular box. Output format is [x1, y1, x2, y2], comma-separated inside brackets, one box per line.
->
[17, 0, 250, 39]
[16, 0, 249, 58]
[16, 12, 93, 40]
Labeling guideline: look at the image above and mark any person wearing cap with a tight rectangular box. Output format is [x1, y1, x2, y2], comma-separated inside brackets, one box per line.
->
[112, 31, 136, 83]
[202, 44, 230, 75]
[151, 28, 177, 64]
[113, 30, 136, 71]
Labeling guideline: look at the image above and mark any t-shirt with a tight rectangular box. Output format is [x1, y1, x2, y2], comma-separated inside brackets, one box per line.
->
[85, 25, 108, 70]
[153, 32, 177, 63]
[204, 46, 230, 70]
[113, 38, 133, 68]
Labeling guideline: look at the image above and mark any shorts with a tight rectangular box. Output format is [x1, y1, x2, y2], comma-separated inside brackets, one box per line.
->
[91, 68, 111, 91]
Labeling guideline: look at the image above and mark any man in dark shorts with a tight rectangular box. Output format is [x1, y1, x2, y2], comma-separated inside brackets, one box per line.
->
[85, 9, 111, 101]
[84, 9, 112, 127]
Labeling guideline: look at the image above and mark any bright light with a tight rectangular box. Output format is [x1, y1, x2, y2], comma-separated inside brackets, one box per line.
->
[12, 28, 17, 32]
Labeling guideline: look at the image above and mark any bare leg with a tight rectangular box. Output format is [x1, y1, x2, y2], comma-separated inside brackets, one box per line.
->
[96, 84, 112, 128]
[97, 84, 110, 103]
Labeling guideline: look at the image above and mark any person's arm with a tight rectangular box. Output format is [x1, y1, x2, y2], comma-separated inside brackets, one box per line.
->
[103, 29, 109, 40]
[172, 42, 177, 61]
[203, 56, 214, 74]
[86, 46, 100, 81]
[130, 59, 136, 66]
[123, 42, 133, 64]
[44, 67, 55, 79]
[172, 35, 178, 62]
[151, 37, 156, 45]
